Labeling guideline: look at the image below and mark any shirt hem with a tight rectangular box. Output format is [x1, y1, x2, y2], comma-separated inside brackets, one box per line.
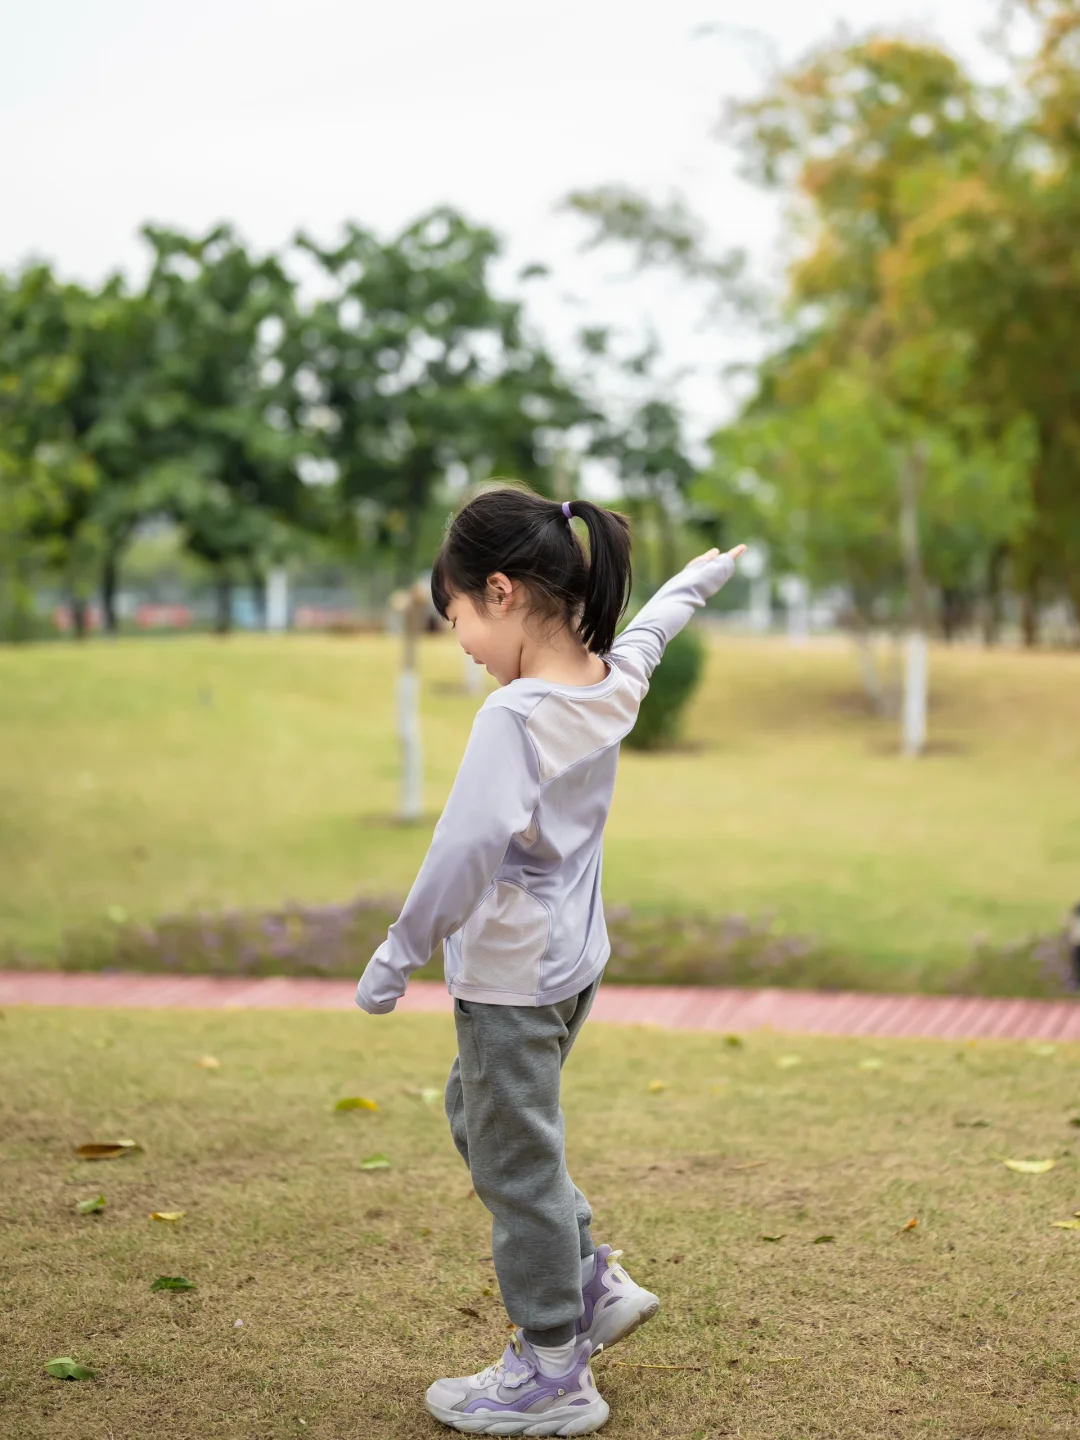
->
[447, 945, 609, 1008]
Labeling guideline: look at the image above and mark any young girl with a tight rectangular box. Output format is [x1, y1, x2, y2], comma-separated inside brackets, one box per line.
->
[356, 485, 743, 1436]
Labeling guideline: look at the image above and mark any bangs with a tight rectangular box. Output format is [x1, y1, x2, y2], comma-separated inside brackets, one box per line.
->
[429, 544, 455, 620]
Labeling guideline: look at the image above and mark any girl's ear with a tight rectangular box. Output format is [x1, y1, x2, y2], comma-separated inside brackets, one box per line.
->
[486, 572, 515, 611]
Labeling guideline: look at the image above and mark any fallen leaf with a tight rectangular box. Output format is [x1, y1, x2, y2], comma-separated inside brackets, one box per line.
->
[457, 1307, 481, 1320]
[197, 1055, 221, 1069]
[812, 1234, 835, 1244]
[150, 1211, 185, 1223]
[418, 1088, 440, 1105]
[1068, 1118, 1080, 1129]
[858, 1058, 885, 1071]
[75, 1139, 142, 1161]
[150, 1276, 196, 1292]
[776, 1055, 801, 1069]
[360, 1153, 391, 1171]
[1049, 1219, 1080, 1230]
[724, 1034, 744, 1048]
[760, 1234, 785, 1242]
[1030, 1043, 1056, 1056]
[668, 1253, 685, 1264]
[420, 1227, 432, 1237]
[1002, 1158, 1057, 1174]
[75, 1195, 106, 1215]
[730, 1160, 767, 1172]
[954, 1118, 992, 1128]
[647, 1080, 669, 1093]
[898, 1217, 918, 1233]
[43, 1357, 96, 1380]
[334, 1096, 379, 1112]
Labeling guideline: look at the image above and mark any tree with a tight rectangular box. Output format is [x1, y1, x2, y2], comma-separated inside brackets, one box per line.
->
[135, 225, 313, 631]
[293, 208, 587, 581]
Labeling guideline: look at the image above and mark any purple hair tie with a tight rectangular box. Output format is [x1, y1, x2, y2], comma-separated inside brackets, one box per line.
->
[561, 501, 573, 520]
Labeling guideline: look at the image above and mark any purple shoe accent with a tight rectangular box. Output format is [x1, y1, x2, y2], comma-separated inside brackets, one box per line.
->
[426, 1333, 610, 1434]
[576, 1244, 661, 1352]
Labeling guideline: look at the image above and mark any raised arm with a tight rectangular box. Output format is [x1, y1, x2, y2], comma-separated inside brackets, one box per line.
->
[355, 705, 539, 1014]
[610, 547, 742, 681]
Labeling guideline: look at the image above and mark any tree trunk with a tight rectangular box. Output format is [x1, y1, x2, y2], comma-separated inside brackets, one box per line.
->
[1021, 585, 1040, 649]
[651, 483, 677, 585]
[898, 445, 930, 757]
[70, 592, 89, 640]
[101, 552, 120, 637]
[981, 544, 1008, 647]
[249, 567, 266, 631]
[214, 570, 233, 635]
[940, 588, 964, 643]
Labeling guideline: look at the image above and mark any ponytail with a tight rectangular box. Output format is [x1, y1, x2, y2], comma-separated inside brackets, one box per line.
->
[431, 483, 633, 655]
[564, 500, 632, 655]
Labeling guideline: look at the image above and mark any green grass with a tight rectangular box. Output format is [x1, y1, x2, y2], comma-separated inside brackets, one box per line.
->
[1, 633, 1078, 981]
[3, 1006, 1080, 1438]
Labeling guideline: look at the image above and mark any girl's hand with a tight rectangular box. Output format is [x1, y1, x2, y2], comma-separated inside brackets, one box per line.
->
[687, 544, 748, 567]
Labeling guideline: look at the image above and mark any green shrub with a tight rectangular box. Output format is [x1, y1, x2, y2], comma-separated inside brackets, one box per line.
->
[624, 623, 705, 750]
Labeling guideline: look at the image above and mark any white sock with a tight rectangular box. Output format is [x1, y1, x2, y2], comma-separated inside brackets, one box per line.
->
[531, 1339, 577, 1377]
[580, 1252, 597, 1285]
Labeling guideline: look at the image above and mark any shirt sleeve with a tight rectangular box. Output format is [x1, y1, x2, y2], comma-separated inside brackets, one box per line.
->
[355, 704, 540, 1014]
[609, 552, 736, 683]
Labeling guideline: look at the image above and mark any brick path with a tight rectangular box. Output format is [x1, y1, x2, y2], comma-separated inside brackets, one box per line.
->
[1, 970, 1077, 1041]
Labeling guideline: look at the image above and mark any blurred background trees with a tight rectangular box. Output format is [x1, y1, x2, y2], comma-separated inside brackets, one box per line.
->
[2, 2, 1079, 654]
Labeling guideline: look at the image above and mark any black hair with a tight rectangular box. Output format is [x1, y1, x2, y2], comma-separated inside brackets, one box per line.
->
[431, 483, 632, 656]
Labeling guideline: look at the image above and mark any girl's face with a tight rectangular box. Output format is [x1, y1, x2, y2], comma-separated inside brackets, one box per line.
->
[444, 574, 525, 686]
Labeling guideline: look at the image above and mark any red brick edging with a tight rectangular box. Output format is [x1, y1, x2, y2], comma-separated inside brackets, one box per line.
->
[1, 971, 1077, 1042]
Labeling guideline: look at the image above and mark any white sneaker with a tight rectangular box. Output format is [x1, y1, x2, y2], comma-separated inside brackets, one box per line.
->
[578, 1246, 660, 1352]
[426, 1332, 610, 1436]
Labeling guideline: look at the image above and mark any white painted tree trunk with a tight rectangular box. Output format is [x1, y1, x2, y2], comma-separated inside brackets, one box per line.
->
[782, 576, 809, 645]
[901, 630, 928, 757]
[397, 667, 423, 822]
[749, 574, 772, 633]
[266, 567, 289, 632]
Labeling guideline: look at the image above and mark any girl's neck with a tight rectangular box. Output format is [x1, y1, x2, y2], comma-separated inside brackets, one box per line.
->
[517, 629, 609, 687]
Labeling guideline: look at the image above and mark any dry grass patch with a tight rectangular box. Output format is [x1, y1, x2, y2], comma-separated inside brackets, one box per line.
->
[2, 1006, 1079, 1438]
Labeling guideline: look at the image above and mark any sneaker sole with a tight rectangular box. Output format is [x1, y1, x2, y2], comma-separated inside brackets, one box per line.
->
[583, 1291, 660, 1352]
[425, 1396, 611, 1436]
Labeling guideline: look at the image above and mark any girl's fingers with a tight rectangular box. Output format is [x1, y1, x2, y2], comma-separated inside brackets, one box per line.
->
[727, 544, 748, 560]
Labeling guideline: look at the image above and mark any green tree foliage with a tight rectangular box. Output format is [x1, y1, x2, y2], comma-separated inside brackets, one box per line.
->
[624, 625, 705, 750]
[293, 209, 587, 581]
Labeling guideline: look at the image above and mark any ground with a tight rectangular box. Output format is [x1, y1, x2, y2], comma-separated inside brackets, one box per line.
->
[1, 632, 1078, 982]
[3, 1005, 1079, 1439]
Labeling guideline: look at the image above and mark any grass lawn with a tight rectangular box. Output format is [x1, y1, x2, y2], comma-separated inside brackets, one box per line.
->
[3, 1006, 1080, 1439]
[1, 633, 1078, 981]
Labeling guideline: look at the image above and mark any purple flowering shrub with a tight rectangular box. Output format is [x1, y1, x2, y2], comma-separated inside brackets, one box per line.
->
[6, 900, 1076, 999]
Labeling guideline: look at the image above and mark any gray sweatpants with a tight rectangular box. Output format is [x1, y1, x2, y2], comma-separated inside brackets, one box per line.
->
[444, 977, 600, 1347]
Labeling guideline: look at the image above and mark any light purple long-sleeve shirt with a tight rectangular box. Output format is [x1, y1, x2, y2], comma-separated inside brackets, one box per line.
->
[355, 552, 736, 1013]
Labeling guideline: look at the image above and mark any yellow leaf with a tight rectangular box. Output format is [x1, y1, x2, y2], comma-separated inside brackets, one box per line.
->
[1002, 1158, 1057, 1174]
[776, 1055, 801, 1069]
[647, 1080, 669, 1093]
[334, 1097, 379, 1112]
[75, 1140, 142, 1161]
[1029, 1043, 1056, 1057]
[1049, 1219, 1080, 1230]
[197, 1055, 221, 1069]
[150, 1211, 185, 1223]
[858, 1058, 885, 1071]
[897, 1217, 918, 1233]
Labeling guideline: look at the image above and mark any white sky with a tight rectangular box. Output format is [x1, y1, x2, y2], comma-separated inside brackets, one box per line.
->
[1, 0, 1004, 463]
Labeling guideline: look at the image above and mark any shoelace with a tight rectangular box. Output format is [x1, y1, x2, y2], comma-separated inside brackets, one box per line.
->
[473, 1334, 526, 1389]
